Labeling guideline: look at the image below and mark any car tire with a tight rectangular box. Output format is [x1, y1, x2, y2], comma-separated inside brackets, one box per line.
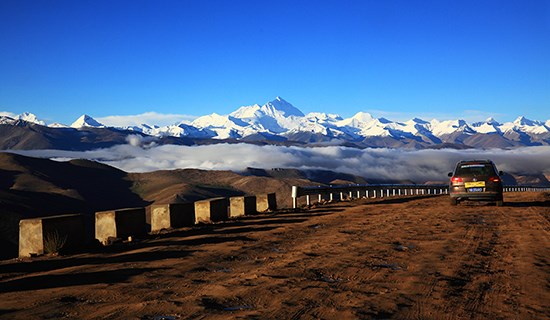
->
[450, 198, 458, 206]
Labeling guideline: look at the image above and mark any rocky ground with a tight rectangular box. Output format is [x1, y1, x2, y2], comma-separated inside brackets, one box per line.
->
[1, 192, 549, 319]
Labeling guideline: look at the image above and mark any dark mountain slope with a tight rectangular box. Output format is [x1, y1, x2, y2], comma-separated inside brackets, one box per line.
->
[0, 121, 197, 151]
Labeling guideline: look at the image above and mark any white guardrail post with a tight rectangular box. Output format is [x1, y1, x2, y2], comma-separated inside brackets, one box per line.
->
[292, 186, 299, 209]
[291, 184, 548, 209]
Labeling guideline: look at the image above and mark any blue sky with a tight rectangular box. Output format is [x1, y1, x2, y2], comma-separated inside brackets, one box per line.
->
[0, 0, 548, 125]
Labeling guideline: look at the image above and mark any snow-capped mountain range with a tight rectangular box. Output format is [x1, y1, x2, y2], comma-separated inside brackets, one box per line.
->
[1, 97, 549, 149]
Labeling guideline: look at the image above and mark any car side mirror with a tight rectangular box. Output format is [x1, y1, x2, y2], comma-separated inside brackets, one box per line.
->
[448, 172, 453, 177]
[499, 171, 504, 176]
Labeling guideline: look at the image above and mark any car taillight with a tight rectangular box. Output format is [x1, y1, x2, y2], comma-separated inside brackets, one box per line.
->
[451, 176, 463, 183]
[489, 176, 500, 182]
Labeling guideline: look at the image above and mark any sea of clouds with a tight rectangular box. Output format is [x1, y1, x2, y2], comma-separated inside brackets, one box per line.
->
[9, 135, 550, 183]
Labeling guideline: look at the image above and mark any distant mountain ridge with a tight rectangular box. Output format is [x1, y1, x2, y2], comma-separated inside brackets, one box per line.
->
[1, 97, 549, 149]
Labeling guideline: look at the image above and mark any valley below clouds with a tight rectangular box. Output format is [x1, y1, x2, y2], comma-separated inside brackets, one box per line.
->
[9, 138, 550, 183]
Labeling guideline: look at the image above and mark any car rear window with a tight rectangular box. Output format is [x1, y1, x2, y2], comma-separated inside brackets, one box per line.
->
[455, 163, 495, 176]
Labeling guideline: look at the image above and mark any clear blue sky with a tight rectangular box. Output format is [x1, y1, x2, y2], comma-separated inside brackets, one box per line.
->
[1, 0, 548, 125]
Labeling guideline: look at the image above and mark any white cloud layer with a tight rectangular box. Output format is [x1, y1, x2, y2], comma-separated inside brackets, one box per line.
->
[96, 112, 197, 127]
[8, 141, 550, 183]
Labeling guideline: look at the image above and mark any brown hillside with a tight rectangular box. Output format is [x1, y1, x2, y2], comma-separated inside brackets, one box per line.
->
[129, 169, 310, 207]
[0, 153, 312, 259]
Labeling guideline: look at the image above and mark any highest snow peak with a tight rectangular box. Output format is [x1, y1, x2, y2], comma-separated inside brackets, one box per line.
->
[70, 114, 105, 128]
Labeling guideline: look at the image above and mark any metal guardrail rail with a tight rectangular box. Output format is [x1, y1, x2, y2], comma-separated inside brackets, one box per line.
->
[291, 184, 550, 209]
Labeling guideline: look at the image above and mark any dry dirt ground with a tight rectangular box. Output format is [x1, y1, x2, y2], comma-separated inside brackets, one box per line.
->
[1, 192, 549, 319]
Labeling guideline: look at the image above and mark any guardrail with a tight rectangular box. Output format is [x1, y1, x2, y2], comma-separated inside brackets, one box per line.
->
[503, 186, 550, 192]
[291, 184, 550, 209]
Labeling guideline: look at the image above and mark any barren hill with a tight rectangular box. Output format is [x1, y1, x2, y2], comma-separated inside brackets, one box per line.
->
[0, 153, 312, 258]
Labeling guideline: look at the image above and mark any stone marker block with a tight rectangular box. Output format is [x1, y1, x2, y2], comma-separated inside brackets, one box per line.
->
[229, 195, 257, 218]
[257, 193, 277, 212]
[150, 203, 195, 232]
[19, 213, 85, 257]
[95, 207, 147, 245]
[194, 197, 229, 223]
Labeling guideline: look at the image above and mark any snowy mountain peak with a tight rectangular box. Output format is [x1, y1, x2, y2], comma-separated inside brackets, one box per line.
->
[485, 117, 498, 124]
[0, 115, 15, 124]
[192, 113, 229, 128]
[513, 116, 539, 126]
[429, 119, 474, 136]
[230, 104, 262, 119]
[18, 112, 46, 125]
[336, 112, 375, 128]
[48, 122, 69, 128]
[263, 97, 304, 117]
[471, 118, 501, 134]
[507, 116, 549, 134]
[71, 114, 104, 128]
[472, 117, 499, 127]
[305, 112, 343, 122]
[352, 112, 375, 121]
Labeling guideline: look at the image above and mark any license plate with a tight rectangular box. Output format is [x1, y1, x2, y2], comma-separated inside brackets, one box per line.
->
[465, 181, 485, 188]
[469, 187, 484, 192]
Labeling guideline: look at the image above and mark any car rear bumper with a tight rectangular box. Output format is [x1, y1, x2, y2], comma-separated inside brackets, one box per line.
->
[450, 191, 503, 201]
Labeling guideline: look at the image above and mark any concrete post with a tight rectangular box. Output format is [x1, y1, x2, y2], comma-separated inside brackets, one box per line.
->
[96, 207, 147, 245]
[257, 193, 277, 212]
[195, 197, 229, 223]
[151, 203, 195, 232]
[229, 195, 257, 218]
[19, 214, 85, 257]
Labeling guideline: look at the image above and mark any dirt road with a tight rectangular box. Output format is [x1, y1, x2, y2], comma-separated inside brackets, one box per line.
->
[1, 192, 549, 319]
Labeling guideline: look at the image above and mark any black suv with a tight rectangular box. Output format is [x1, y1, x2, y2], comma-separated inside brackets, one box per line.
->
[448, 160, 504, 206]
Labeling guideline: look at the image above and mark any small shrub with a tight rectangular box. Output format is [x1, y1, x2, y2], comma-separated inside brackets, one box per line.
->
[43, 230, 68, 255]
